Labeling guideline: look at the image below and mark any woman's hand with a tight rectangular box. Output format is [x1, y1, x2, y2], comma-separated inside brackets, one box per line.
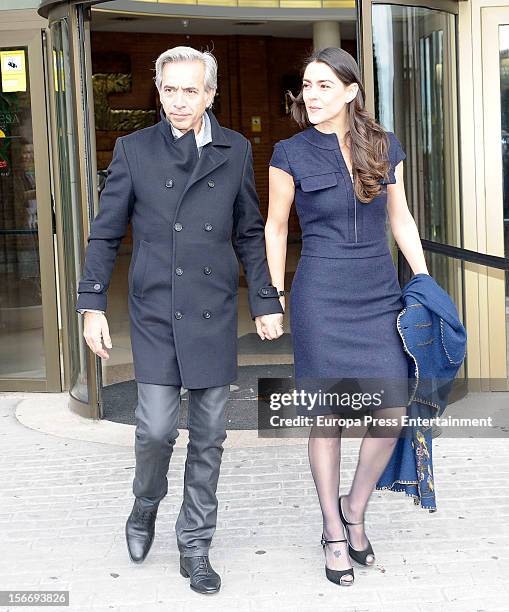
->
[255, 313, 284, 340]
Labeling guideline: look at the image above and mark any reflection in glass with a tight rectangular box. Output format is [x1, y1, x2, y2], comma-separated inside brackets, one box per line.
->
[499, 25, 509, 368]
[0, 47, 46, 379]
[372, 5, 460, 304]
[50, 19, 89, 403]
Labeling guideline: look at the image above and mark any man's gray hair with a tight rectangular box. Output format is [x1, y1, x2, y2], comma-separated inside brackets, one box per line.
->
[154, 46, 218, 92]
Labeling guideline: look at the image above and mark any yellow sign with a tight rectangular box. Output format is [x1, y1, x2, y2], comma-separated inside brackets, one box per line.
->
[251, 116, 261, 133]
[0, 50, 27, 93]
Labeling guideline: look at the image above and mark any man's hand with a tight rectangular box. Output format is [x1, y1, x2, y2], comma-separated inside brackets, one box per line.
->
[255, 313, 284, 341]
[83, 311, 112, 359]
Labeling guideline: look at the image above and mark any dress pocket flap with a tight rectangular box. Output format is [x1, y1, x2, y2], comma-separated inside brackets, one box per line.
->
[300, 172, 338, 192]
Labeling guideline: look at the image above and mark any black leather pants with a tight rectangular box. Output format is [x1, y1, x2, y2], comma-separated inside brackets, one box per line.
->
[132, 382, 229, 557]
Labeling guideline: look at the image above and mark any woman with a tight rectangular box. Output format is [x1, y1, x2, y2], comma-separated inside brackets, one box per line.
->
[265, 47, 429, 587]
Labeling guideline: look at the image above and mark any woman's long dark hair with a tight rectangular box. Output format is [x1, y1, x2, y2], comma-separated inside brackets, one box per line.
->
[289, 47, 391, 203]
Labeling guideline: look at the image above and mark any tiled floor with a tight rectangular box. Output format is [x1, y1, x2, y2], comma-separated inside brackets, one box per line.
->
[4, 390, 509, 611]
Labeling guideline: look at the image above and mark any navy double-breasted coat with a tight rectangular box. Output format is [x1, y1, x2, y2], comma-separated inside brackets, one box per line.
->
[76, 109, 283, 388]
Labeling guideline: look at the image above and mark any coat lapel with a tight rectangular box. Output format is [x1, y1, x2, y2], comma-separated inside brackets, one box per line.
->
[184, 144, 227, 192]
[180, 108, 230, 195]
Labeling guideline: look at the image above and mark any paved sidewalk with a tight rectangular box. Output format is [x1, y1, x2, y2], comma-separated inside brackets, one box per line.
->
[1, 391, 509, 612]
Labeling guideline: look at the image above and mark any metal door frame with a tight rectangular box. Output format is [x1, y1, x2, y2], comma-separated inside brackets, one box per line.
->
[45, 1, 101, 416]
[480, 5, 509, 389]
[0, 27, 61, 392]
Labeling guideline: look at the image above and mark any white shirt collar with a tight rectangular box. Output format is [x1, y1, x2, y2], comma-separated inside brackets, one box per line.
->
[168, 111, 212, 151]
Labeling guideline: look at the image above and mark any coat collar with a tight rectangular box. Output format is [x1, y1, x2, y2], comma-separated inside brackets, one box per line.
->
[157, 107, 231, 197]
[300, 126, 340, 150]
[158, 107, 231, 148]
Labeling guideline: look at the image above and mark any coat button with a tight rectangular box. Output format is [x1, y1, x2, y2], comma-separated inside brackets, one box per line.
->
[202, 310, 211, 319]
[175, 267, 183, 276]
[174, 222, 183, 231]
[93, 283, 101, 291]
[204, 223, 213, 231]
[208, 180, 215, 188]
[165, 179, 174, 188]
[203, 266, 212, 275]
[174, 311, 183, 320]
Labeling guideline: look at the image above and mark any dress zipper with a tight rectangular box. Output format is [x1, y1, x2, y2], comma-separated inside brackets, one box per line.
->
[350, 172, 358, 243]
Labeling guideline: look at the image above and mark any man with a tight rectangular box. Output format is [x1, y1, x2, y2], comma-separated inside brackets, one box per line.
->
[76, 46, 284, 594]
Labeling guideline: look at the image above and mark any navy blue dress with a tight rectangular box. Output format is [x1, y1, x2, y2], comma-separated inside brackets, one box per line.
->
[270, 127, 409, 415]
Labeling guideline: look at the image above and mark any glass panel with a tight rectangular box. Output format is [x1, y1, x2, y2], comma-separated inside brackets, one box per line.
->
[0, 46, 46, 379]
[50, 19, 89, 403]
[372, 5, 460, 299]
[420, 29, 447, 244]
[499, 25, 509, 371]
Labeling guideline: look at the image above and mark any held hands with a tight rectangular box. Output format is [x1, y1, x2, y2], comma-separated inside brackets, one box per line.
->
[255, 313, 284, 341]
[84, 310, 285, 353]
[83, 312, 112, 359]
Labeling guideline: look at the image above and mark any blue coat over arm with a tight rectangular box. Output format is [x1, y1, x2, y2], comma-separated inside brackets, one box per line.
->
[376, 273, 467, 510]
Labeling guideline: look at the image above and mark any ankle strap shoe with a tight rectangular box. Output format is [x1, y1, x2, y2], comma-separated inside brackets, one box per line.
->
[321, 534, 355, 586]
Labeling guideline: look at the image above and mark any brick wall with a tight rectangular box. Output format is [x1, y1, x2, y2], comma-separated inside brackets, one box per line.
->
[91, 32, 356, 238]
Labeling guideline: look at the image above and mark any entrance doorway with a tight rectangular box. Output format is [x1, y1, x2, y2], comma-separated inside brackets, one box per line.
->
[40, 0, 467, 416]
[87, 8, 358, 401]
[42, 0, 361, 418]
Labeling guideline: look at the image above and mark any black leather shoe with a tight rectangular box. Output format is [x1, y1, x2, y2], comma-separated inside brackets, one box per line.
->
[125, 499, 158, 563]
[179, 555, 221, 594]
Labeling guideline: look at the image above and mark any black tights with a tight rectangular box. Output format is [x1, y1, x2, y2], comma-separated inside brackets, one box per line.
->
[308, 406, 406, 551]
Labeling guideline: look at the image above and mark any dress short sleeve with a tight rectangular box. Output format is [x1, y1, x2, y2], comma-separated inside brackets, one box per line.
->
[270, 141, 293, 177]
[382, 131, 406, 184]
